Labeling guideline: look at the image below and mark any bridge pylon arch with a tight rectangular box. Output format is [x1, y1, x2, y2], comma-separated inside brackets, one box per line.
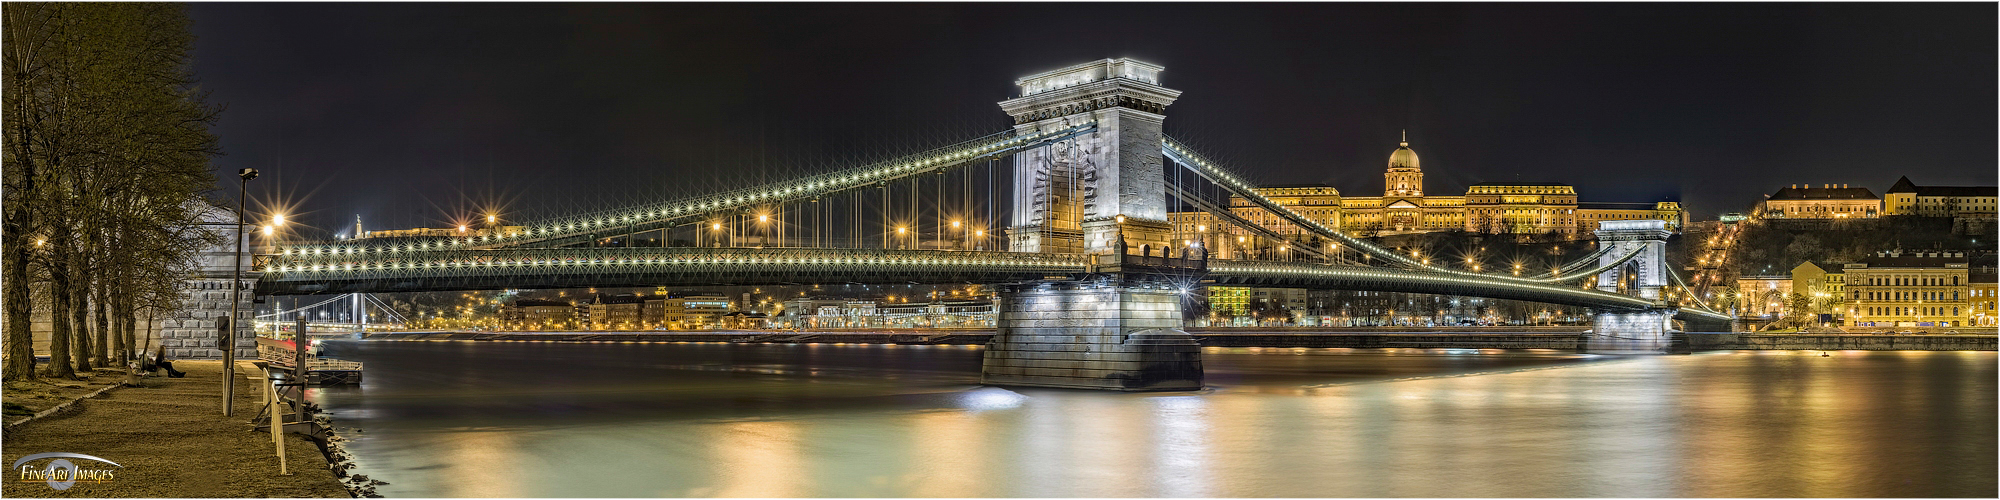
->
[1000, 58, 1180, 256]
[1593, 220, 1672, 300]
[983, 58, 1202, 391]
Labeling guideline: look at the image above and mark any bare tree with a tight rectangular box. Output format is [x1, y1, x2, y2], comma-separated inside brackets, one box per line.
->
[4, 3, 220, 378]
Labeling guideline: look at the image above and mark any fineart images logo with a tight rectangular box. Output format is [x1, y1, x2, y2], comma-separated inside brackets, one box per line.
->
[13, 453, 120, 490]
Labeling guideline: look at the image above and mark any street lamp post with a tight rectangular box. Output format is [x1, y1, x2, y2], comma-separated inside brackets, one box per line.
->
[223, 167, 257, 416]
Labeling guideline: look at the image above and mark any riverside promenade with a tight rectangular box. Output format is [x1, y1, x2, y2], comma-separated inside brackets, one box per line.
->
[1, 361, 348, 498]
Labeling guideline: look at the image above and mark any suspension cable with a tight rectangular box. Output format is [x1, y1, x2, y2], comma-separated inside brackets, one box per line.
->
[1170, 184, 1328, 260]
[255, 294, 350, 319]
[1164, 137, 1631, 284]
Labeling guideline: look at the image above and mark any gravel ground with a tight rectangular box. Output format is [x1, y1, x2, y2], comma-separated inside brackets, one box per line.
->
[4, 368, 131, 422]
[2, 361, 349, 498]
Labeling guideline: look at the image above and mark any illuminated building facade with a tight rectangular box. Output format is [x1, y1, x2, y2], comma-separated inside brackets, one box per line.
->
[1754, 184, 1880, 219]
[1842, 250, 1971, 328]
[1735, 275, 1793, 318]
[503, 298, 576, 328]
[1882, 176, 1998, 217]
[1206, 286, 1252, 319]
[1970, 271, 1998, 327]
[589, 293, 644, 329]
[1170, 135, 1686, 240]
[1790, 261, 1846, 300]
[664, 293, 730, 329]
[1790, 261, 1846, 319]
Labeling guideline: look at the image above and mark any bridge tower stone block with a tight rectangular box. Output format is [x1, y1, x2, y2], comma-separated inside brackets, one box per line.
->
[1001, 58, 1181, 255]
[986, 58, 1202, 390]
[1585, 219, 1678, 353]
[1593, 219, 1672, 299]
[158, 203, 260, 359]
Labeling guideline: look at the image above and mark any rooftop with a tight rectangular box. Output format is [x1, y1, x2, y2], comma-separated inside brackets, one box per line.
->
[592, 293, 644, 305]
[1850, 250, 1969, 268]
[1470, 181, 1570, 187]
[1767, 185, 1879, 200]
[1885, 176, 1995, 197]
[1015, 58, 1164, 97]
[1577, 201, 1663, 210]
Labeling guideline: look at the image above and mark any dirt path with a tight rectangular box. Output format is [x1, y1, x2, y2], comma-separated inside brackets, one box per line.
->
[2, 361, 349, 498]
[4, 368, 132, 422]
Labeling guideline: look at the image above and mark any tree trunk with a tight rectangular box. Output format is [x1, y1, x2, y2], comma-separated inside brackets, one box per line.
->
[68, 253, 93, 372]
[141, 308, 154, 355]
[46, 255, 76, 378]
[92, 281, 109, 365]
[112, 287, 132, 365]
[2, 227, 34, 380]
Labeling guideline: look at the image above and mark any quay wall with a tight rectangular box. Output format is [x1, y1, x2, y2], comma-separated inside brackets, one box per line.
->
[358, 331, 1997, 351]
[1194, 333, 1579, 349]
[1687, 333, 1996, 351]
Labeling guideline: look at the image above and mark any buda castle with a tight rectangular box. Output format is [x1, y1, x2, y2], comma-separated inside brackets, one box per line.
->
[1170, 134, 1685, 244]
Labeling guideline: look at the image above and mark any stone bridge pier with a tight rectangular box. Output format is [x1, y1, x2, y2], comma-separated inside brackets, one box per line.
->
[982, 283, 1202, 390]
[157, 203, 260, 359]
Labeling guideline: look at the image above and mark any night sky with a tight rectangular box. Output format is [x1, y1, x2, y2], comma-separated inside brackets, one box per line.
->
[189, 3, 1996, 237]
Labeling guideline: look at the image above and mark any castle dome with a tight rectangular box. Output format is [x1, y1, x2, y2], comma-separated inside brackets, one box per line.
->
[1388, 132, 1419, 170]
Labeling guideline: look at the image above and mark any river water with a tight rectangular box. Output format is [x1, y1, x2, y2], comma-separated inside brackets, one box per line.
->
[312, 340, 1995, 497]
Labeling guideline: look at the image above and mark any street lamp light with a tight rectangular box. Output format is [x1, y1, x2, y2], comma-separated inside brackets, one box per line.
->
[223, 167, 257, 416]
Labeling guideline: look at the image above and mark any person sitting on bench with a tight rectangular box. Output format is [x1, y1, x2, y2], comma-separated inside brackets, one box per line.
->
[138, 349, 186, 378]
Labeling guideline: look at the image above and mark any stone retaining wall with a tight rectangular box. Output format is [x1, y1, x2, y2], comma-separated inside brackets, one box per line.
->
[1195, 333, 1581, 349]
[358, 331, 1998, 352]
[1688, 333, 1997, 351]
[158, 275, 259, 359]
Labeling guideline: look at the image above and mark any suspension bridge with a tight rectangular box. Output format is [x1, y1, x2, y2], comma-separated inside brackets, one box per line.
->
[248, 58, 1730, 390]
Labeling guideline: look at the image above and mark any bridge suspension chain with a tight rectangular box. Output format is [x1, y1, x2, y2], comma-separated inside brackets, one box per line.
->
[278, 121, 1098, 255]
[1162, 137, 1620, 285]
[1168, 183, 1331, 261]
[254, 294, 351, 319]
[1666, 265, 1728, 317]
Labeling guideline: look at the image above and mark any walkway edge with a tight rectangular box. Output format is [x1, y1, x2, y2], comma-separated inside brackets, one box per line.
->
[3, 379, 126, 431]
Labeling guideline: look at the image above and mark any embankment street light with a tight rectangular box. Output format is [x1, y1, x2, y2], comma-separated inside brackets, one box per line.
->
[224, 167, 257, 416]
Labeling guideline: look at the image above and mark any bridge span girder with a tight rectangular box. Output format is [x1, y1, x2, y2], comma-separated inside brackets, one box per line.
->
[258, 247, 1728, 322]
[1205, 260, 1732, 325]
[256, 248, 1093, 296]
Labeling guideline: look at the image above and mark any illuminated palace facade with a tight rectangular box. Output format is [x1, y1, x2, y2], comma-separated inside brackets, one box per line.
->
[1170, 135, 1685, 241]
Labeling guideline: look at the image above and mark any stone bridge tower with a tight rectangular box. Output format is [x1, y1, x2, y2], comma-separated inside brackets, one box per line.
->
[1586, 219, 1678, 353]
[1594, 219, 1672, 299]
[984, 59, 1202, 391]
[1003, 58, 1180, 255]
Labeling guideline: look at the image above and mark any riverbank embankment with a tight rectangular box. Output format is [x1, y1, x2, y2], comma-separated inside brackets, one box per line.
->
[0, 361, 349, 498]
[1686, 333, 1997, 351]
[362, 330, 1996, 351]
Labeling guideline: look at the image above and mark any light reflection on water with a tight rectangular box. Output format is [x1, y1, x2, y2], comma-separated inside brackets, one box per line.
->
[312, 341, 1996, 498]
